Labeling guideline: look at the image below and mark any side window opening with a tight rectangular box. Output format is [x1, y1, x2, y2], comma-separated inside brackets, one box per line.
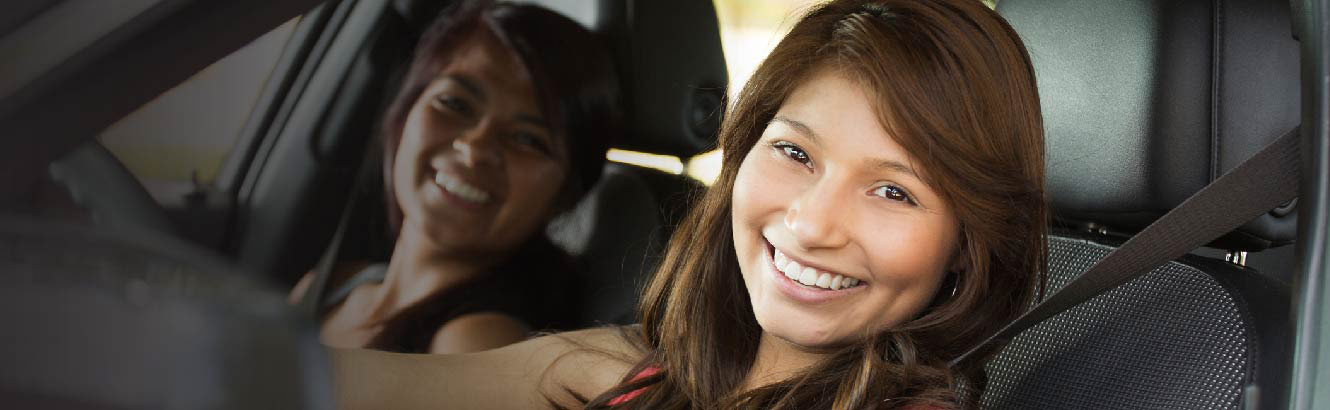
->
[97, 18, 300, 208]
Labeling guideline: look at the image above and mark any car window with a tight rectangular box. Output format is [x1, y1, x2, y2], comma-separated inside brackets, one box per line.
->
[97, 18, 300, 208]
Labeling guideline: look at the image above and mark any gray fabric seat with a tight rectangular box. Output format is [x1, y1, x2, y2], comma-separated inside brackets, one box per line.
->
[983, 0, 1299, 408]
[549, 163, 701, 325]
[983, 233, 1288, 409]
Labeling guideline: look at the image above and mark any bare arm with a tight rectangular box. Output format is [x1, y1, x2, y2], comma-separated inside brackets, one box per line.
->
[428, 312, 532, 354]
[332, 327, 641, 410]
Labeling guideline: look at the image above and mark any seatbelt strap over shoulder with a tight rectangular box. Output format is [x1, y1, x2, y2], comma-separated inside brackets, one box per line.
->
[952, 127, 1301, 368]
[297, 195, 356, 316]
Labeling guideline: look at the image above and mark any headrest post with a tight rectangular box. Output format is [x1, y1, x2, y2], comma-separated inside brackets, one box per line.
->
[1225, 251, 1249, 267]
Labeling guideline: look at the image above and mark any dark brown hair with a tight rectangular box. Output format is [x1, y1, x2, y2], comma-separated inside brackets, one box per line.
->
[583, 0, 1046, 408]
[379, 0, 621, 234]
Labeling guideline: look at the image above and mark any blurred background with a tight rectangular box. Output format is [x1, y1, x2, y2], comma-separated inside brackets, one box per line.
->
[92, 0, 995, 201]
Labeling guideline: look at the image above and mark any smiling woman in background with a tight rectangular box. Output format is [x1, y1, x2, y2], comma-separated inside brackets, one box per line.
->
[290, 0, 620, 354]
[333, 0, 1045, 408]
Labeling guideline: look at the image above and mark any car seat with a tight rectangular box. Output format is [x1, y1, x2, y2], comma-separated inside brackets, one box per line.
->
[541, 0, 727, 326]
[981, 0, 1299, 408]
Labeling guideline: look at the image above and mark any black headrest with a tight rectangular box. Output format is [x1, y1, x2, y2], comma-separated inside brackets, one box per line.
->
[392, 0, 728, 157]
[998, 0, 1300, 251]
[594, 0, 728, 157]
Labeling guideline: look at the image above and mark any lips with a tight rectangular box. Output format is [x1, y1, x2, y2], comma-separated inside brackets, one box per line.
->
[763, 238, 868, 300]
[433, 170, 491, 204]
[772, 247, 862, 291]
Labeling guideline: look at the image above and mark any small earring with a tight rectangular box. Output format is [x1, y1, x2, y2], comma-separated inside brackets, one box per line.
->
[950, 273, 960, 298]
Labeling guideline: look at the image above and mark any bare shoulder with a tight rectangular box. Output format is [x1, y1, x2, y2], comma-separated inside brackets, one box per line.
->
[428, 312, 532, 354]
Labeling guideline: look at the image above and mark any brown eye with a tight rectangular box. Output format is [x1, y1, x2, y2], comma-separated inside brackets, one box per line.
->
[511, 131, 552, 155]
[773, 141, 812, 167]
[872, 185, 916, 205]
[432, 95, 474, 117]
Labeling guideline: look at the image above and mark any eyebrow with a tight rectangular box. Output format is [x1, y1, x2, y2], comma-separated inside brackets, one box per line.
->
[516, 113, 554, 135]
[871, 159, 920, 180]
[772, 116, 820, 143]
[447, 75, 486, 101]
[772, 115, 921, 180]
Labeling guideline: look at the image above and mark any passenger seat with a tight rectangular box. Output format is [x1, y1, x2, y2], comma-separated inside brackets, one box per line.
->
[542, 0, 728, 327]
[982, 0, 1298, 408]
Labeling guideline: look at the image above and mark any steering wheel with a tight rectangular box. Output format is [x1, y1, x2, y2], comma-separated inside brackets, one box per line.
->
[47, 141, 179, 237]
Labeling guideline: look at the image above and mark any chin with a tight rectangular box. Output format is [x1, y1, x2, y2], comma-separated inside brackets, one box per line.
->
[755, 306, 854, 349]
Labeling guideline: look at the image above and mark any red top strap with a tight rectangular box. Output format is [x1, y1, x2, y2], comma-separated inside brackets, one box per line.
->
[606, 367, 661, 405]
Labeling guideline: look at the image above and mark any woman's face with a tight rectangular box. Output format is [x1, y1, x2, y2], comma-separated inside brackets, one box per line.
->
[393, 27, 569, 255]
[732, 68, 961, 348]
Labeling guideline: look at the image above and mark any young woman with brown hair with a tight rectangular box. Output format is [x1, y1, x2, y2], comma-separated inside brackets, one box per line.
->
[333, 0, 1045, 408]
[290, 0, 620, 354]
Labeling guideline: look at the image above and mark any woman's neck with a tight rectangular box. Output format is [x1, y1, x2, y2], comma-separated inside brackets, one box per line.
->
[364, 221, 500, 320]
[740, 332, 829, 392]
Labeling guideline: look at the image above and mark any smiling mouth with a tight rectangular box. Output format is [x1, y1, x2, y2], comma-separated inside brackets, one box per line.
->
[433, 170, 491, 205]
[766, 240, 864, 291]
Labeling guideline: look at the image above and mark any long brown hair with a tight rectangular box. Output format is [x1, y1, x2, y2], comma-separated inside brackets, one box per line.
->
[584, 0, 1045, 408]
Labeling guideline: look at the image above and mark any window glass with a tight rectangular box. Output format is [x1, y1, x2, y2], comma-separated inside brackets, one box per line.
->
[98, 18, 299, 206]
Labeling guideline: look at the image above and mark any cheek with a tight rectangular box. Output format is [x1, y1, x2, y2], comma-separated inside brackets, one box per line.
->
[505, 158, 566, 214]
[392, 114, 428, 205]
[732, 149, 798, 224]
[858, 216, 958, 310]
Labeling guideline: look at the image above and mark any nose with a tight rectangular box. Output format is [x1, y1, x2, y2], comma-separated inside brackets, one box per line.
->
[451, 123, 502, 168]
[783, 177, 852, 250]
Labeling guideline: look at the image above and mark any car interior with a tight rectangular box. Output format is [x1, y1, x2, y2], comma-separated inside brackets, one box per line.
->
[1, 0, 1327, 409]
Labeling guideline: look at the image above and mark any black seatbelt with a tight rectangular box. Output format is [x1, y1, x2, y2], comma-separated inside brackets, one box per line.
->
[952, 127, 1301, 368]
[297, 193, 358, 316]
[297, 147, 379, 316]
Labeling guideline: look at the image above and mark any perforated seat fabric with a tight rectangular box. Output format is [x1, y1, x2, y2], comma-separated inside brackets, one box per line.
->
[981, 234, 1286, 409]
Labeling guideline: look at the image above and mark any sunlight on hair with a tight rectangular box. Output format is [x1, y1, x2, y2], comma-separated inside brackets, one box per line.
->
[686, 150, 723, 185]
[607, 149, 685, 175]
[604, 149, 724, 186]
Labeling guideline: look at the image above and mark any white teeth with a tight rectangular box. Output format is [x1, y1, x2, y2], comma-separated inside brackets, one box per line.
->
[771, 246, 863, 291]
[782, 260, 802, 280]
[798, 267, 818, 286]
[434, 171, 490, 204]
[815, 273, 832, 288]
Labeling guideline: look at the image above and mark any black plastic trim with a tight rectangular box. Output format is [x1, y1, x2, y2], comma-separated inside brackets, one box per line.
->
[1289, 0, 1330, 407]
